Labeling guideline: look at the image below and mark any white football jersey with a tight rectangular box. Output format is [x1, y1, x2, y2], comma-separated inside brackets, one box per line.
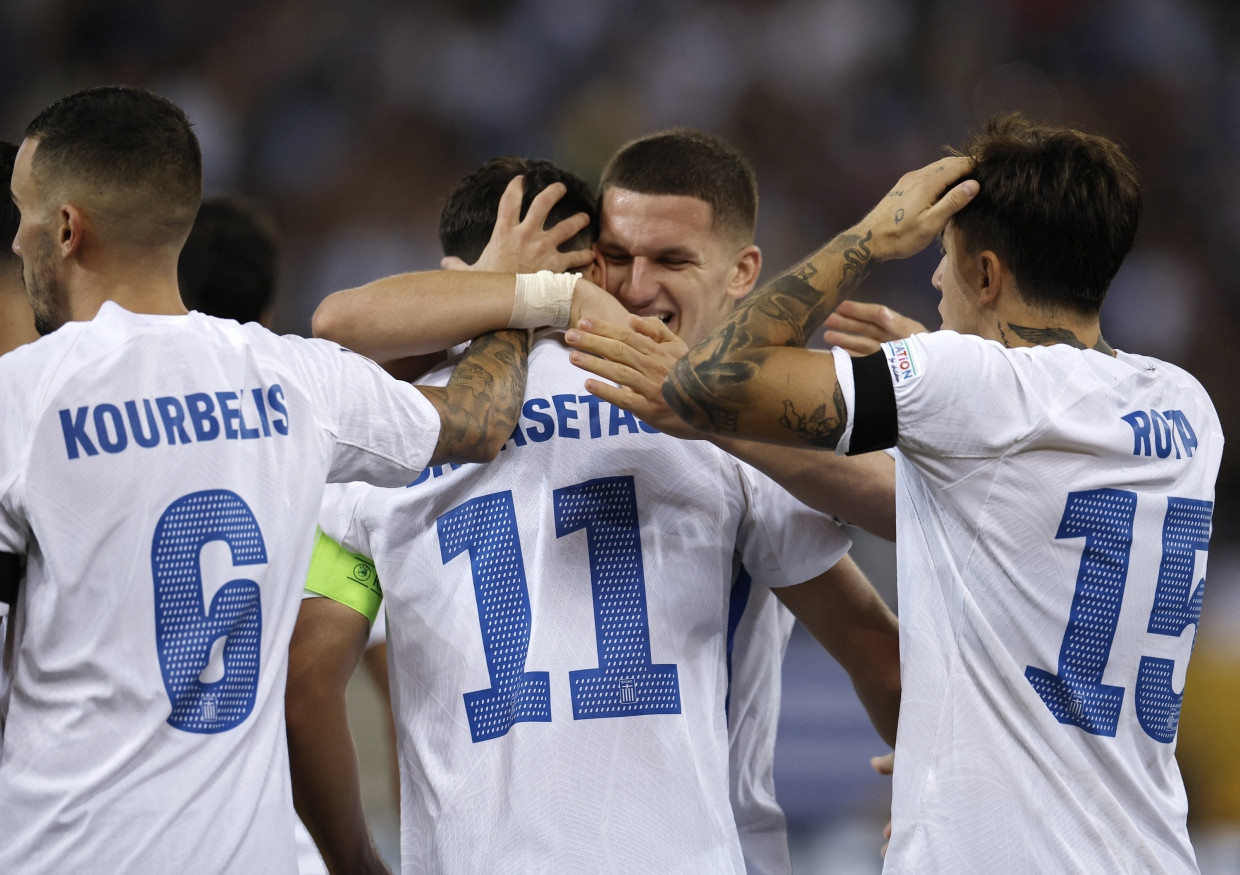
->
[726, 577, 795, 875]
[833, 332, 1222, 874]
[0, 302, 440, 875]
[317, 334, 850, 874]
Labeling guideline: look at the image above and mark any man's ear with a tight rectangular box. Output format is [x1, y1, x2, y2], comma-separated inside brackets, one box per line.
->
[591, 247, 606, 289]
[727, 244, 762, 300]
[975, 250, 1003, 308]
[59, 204, 87, 259]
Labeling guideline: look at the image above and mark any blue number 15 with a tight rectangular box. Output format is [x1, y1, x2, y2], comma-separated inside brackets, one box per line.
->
[1025, 488, 1211, 742]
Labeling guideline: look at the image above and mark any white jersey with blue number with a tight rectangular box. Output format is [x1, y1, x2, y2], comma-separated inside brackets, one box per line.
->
[0, 302, 440, 875]
[318, 334, 850, 875]
[832, 332, 1222, 874]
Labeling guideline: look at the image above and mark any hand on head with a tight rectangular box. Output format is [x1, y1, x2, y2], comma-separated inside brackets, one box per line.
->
[858, 156, 978, 263]
[441, 176, 594, 275]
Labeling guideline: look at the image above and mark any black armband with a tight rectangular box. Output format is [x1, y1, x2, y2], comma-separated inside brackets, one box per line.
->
[847, 351, 898, 455]
[0, 552, 21, 606]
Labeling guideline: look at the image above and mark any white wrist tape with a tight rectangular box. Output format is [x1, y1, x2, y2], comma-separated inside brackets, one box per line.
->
[509, 270, 579, 330]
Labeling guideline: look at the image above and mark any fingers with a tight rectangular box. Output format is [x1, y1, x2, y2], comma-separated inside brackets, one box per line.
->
[870, 751, 895, 775]
[521, 181, 568, 232]
[493, 175, 527, 228]
[553, 246, 596, 273]
[570, 348, 638, 386]
[565, 327, 655, 376]
[823, 301, 927, 350]
[823, 329, 881, 357]
[627, 314, 681, 344]
[926, 177, 980, 227]
[545, 211, 592, 249]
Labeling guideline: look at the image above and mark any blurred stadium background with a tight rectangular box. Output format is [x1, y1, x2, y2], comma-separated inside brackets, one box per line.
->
[4, 1, 1237, 871]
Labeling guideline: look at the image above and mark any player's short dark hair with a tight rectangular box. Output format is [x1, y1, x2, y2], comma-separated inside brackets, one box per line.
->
[0, 141, 19, 266]
[178, 197, 278, 324]
[599, 128, 758, 244]
[24, 85, 202, 248]
[949, 112, 1141, 315]
[439, 157, 597, 263]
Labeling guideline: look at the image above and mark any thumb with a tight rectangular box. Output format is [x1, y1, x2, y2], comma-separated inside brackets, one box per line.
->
[928, 178, 980, 226]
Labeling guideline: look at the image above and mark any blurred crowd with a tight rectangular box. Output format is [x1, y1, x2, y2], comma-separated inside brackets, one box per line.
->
[2, 0, 1237, 868]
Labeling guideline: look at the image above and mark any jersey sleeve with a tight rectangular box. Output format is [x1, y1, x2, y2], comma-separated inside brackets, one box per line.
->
[734, 464, 852, 588]
[833, 331, 1063, 460]
[302, 338, 442, 486]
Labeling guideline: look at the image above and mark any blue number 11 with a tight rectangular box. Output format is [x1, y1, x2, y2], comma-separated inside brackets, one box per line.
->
[439, 475, 680, 744]
[1025, 488, 1211, 742]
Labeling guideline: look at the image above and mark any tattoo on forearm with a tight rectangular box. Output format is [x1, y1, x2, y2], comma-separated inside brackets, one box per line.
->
[777, 382, 847, 449]
[838, 229, 873, 296]
[665, 227, 872, 439]
[431, 328, 529, 463]
[663, 323, 756, 433]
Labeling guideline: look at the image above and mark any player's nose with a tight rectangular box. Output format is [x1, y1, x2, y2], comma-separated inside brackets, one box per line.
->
[616, 257, 659, 312]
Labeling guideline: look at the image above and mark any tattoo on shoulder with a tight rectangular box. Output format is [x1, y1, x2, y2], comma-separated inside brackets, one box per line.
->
[777, 382, 847, 449]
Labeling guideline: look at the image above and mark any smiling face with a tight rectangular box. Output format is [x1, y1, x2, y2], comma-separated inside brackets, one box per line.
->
[596, 187, 755, 347]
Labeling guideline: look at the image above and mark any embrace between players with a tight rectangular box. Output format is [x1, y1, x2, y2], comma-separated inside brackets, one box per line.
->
[0, 85, 1220, 875]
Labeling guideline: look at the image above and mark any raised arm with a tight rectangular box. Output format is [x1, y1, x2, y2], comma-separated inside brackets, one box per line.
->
[664, 158, 978, 448]
[312, 176, 593, 362]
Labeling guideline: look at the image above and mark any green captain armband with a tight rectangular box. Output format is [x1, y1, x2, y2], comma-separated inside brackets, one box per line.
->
[305, 529, 383, 624]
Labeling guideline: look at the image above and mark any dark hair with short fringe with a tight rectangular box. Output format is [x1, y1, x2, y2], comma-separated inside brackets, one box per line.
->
[178, 197, 278, 324]
[439, 156, 597, 263]
[949, 112, 1141, 315]
[599, 128, 757, 244]
[25, 85, 202, 247]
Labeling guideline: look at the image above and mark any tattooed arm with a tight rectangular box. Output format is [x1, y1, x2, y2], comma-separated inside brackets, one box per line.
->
[416, 328, 530, 466]
[663, 157, 979, 448]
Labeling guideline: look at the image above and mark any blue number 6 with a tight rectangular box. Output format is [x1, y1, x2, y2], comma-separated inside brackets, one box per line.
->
[151, 490, 267, 733]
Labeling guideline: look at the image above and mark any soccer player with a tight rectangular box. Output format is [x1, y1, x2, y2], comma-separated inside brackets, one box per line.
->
[291, 155, 898, 873]
[587, 129, 897, 872]
[661, 114, 1222, 872]
[0, 85, 535, 875]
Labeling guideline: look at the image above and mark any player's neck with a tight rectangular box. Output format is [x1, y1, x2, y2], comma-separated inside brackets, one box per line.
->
[68, 259, 188, 322]
[990, 302, 1112, 355]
